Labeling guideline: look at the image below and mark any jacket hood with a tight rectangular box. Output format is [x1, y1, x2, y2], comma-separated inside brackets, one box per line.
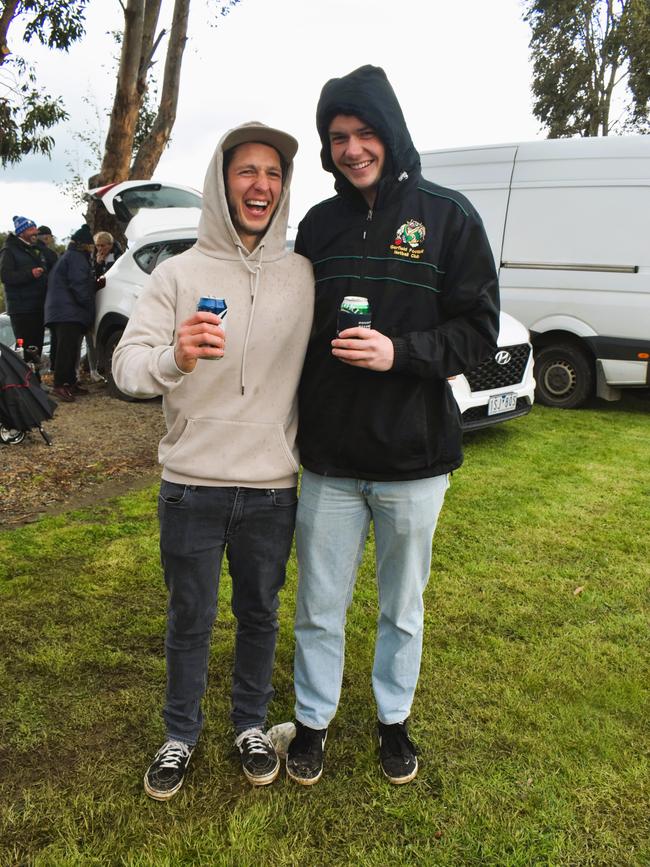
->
[196, 121, 298, 261]
[316, 65, 421, 197]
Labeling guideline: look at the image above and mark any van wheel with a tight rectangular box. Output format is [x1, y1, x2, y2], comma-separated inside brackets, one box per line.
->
[104, 329, 137, 402]
[534, 343, 594, 409]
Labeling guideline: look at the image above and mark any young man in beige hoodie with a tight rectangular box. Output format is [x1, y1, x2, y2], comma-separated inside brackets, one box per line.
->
[113, 122, 314, 798]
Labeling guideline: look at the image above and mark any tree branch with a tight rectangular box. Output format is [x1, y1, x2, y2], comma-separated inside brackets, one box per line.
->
[130, 0, 190, 178]
[0, 0, 20, 65]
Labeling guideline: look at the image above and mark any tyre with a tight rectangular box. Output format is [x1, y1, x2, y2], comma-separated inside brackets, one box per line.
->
[103, 329, 138, 402]
[1, 426, 26, 444]
[534, 342, 594, 409]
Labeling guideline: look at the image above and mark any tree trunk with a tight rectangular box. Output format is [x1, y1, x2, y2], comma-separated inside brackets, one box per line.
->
[0, 0, 19, 64]
[130, 0, 190, 179]
[95, 0, 147, 185]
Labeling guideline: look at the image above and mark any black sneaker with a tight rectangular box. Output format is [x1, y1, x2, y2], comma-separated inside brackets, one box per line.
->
[377, 720, 418, 784]
[286, 720, 327, 785]
[235, 727, 280, 786]
[144, 739, 194, 800]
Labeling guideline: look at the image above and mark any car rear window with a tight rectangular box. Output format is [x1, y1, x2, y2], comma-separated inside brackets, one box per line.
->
[116, 185, 202, 220]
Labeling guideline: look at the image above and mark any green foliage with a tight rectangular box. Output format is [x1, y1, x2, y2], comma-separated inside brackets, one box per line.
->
[523, 0, 650, 136]
[0, 395, 649, 865]
[19, 0, 88, 50]
[0, 0, 89, 166]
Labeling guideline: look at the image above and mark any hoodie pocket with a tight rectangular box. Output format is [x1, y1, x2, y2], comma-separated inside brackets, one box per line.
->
[162, 418, 299, 482]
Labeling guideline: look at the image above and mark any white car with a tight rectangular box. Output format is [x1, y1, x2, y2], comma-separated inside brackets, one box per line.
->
[90, 181, 535, 429]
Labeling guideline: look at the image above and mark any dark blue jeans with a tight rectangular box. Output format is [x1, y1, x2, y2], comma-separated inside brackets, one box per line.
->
[158, 482, 297, 744]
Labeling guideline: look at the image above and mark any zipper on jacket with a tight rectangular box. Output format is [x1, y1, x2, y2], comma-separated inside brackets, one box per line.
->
[361, 208, 373, 279]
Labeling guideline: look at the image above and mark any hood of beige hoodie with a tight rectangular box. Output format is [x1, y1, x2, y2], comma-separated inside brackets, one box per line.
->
[194, 121, 297, 394]
[195, 120, 295, 263]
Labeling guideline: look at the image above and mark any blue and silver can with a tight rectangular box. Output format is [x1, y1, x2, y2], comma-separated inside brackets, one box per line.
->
[197, 295, 227, 358]
[197, 295, 227, 319]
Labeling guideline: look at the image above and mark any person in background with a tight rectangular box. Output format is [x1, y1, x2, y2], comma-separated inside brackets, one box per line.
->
[112, 122, 313, 799]
[93, 231, 122, 287]
[44, 224, 96, 402]
[84, 230, 123, 383]
[36, 225, 58, 271]
[0, 216, 50, 371]
[36, 225, 59, 372]
[286, 65, 500, 786]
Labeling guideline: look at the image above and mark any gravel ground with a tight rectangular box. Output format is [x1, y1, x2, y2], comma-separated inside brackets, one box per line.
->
[0, 376, 167, 528]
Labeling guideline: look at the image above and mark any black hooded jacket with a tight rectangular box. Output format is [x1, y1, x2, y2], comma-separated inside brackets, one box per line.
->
[295, 65, 500, 481]
[0, 233, 49, 315]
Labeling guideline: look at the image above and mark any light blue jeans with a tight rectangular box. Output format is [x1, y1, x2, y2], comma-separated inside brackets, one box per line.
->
[294, 469, 449, 729]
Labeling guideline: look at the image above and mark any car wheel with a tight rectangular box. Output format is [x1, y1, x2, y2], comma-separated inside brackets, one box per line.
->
[104, 329, 138, 402]
[534, 342, 594, 409]
[1, 426, 26, 444]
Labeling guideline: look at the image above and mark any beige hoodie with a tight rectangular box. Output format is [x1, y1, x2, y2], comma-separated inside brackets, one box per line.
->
[112, 122, 314, 488]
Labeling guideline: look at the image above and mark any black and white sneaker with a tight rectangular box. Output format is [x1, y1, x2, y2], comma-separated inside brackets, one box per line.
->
[286, 720, 327, 785]
[378, 720, 418, 784]
[235, 727, 280, 786]
[144, 739, 194, 801]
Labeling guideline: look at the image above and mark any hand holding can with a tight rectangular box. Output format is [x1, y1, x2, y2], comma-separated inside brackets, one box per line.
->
[197, 296, 228, 360]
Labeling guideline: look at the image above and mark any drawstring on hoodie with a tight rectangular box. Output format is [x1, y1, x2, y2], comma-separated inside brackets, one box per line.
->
[237, 243, 265, 395]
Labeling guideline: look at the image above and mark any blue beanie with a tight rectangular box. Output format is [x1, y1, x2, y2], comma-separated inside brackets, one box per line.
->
[13, 215, 37, 235]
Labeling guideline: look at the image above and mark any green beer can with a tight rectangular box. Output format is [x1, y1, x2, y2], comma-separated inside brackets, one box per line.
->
[337, 296, 372, 336]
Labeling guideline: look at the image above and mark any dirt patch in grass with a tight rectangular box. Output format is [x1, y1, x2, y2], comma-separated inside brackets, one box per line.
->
[0, 376, 166, 528]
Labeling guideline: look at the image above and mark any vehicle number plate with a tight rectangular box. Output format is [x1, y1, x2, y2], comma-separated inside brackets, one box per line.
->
[488, 392, 517, 415]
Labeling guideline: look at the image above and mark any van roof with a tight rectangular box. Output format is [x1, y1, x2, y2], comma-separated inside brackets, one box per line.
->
[420, 135, 650, 161]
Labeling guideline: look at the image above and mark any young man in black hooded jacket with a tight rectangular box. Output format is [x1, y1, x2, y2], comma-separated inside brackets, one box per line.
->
[287, 65, 500, 786]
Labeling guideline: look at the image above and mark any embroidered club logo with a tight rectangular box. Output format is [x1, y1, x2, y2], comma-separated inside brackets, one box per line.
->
[390, 219, 426, 260]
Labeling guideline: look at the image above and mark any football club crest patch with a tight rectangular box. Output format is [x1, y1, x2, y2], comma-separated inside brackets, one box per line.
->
[390, 219, 426, 259]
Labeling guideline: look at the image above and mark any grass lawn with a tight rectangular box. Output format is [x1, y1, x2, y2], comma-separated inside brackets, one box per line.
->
[1, 395, 648, 866]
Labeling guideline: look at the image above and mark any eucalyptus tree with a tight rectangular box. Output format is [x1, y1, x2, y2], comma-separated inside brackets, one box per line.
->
[88, 0, 241, 235]
[524, 0, 650, 137]
[0, 0, 89, 165]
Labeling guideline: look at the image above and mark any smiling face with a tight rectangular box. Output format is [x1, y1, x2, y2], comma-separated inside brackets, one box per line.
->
[328, 114, 386, 207]
[20, 226, 39, 245]
[225, 142, 283, 252]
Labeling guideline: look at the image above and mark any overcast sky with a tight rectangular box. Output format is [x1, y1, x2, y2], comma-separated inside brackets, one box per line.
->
[1, 0, 542, 240]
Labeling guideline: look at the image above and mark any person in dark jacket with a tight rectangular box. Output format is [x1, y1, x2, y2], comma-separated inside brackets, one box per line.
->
[36, 225, 59, 272]
[286, 65, 500, 787]
[36, 225, 59, 370]
[93, 231, 122, 286]
[0, 216, 51, 368]
[44, 224, 96, 402]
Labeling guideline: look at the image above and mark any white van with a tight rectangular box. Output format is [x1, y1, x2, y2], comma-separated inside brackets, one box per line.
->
[420, 136, 650, 407]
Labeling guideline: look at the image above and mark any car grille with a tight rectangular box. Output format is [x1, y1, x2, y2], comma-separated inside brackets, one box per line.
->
[465, 344, 531, 392]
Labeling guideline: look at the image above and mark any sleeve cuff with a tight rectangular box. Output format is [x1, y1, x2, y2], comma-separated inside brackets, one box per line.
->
[158, 345, 190, 381]
[391, 337, 409, 372]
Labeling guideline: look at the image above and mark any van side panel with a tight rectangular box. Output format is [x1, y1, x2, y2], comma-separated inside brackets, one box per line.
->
[419, 145, 517, 269]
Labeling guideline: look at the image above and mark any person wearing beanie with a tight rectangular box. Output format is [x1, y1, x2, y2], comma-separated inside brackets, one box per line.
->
[36, 225, 59, 271]
[0, 215, 52, 369]
[286, 65, 500, 787]
[44, 224, 96, 402]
